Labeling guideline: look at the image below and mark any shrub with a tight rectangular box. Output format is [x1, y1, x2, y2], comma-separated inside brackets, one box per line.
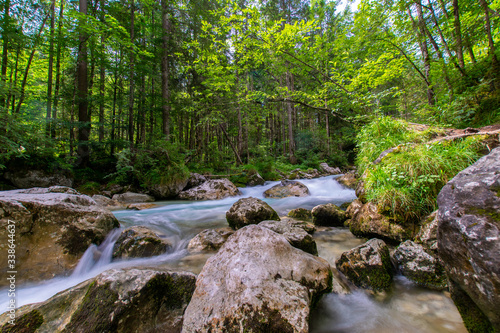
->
[357, 117, 485, 223]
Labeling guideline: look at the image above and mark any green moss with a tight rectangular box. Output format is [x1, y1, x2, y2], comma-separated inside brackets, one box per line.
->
[142, 273, 196, 310]
[0, 310, 44, 333]
[287, 208, 312, 220]
[63, 282, 119, 333]
[469, 207, 500, 222]
[449, 280, 494, 333]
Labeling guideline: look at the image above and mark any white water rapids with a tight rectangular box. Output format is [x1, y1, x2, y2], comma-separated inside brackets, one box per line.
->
[0, 176, 466, 332]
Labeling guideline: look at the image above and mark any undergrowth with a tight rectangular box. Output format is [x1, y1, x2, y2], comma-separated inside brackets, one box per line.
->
[356, 116, 485, 223]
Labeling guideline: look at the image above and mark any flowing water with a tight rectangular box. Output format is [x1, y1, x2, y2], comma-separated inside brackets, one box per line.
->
[0, 176, 466, 332]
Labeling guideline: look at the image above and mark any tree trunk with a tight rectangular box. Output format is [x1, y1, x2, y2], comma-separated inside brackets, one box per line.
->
[160, 0, 171, 140]
[98, 0, 106, 142]
[46, 0, 56, 137]
[128, 0, 135, 144]
[15, 11, 50, 113]
[452, 0, 465, 69]
[478, 0, 500, 87]
[285, 70, 295, 162]
[77, 0, 90, 166]
[52, 0, 65, 139]
[414, 1, 435, 106]
[1, 0, 10, 109]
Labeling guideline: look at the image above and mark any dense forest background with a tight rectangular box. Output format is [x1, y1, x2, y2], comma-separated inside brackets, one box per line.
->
[0, 0, 499, 188]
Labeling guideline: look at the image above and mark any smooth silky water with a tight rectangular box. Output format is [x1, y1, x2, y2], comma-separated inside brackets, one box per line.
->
[0, 176, 466, 332]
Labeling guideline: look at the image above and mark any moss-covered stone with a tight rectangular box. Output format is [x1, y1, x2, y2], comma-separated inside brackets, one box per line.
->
[287, 208, 312, 221]
[0, 310, 44, 333]
[112, 226, 171, 259]
[335, 238, 393, 291]
[449, 280, 494, 333]
[226, 197, 280, 230]
[311, 203, 348, 227]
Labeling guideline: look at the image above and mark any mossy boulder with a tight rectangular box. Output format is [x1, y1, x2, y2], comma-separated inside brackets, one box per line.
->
[393, 240, 447, 290]
[415, 211, 438, 253]
[335, 238, 393, 291]
[147, 178, 189, 199]
[263, 180, 310, 198]
[112, 226, 171, 259]
[187, 227, 234, 253]
[226, 197, 280, 230]
[183, 173, 207, 190]
[287, 208, 312, 221]
[4, 169, 73, 189]
[178, 179, 240, 200]
[346, 199, 414, 243]
[0, 268, 196, 333]
[311, 203, 348, 226]
[111, 192, 155, 204]
[182, 225, 335, 333]
[258, 220, 318, 255]
[437, 146, 500, 331]
[0, 187, 119, 286]
[336, 172, 357, 189]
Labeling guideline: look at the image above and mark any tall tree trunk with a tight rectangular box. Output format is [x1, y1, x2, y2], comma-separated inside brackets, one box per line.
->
[478, 0, 500, 87]
[128, 0, 135, 144]
[285, 69, 295, 162]
[15, 11, 50, 113]
[98, 0, 105, 142]
[414, 1, 435, 106]
[160, 0, 171, 140]
[46, 0, 56, 137]
[52, 0, 65, 139]
[1, 0, 10, 109]
[77, 0, 90, 166]
[452, 0, 465, 69]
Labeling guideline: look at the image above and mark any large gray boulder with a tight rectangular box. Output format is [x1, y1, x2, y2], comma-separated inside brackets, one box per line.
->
[263, 180, 310, 198]
[0, 268, 196, 333]
[319, 163, 341, 175]
[437, 147, 500, 332]
[112, 226, 171, 259]
[335, 238, 393, 291]
[178, 179, 240, 200]
[311, 203, 348, 226]
[148, 178, 189, 199]
[112, 191, 155, 204]
[393, 240, 447, 290]
[258, 220, 318, 255]
[92, 194, 123, 209]
[226, 197, 280, 230]
[182, 225, 334, 333]
[183, 173, 207, 190]
[0, 187, 119, 286]
[4, 169, 73, 189]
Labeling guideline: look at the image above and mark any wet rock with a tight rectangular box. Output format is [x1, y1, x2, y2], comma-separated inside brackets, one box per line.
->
[288, 207, 312, 221]
[183, 173, 207, 190]
[336, 172, 357, 189]
[247, 171, 265, 186]
[312, 203, 348, 227]
[0, 188, 119, 286]
[335, 238, 393, 291]
[178, 179, 240, 200]
[126, 203, 157, 210]
[288, 169, 321, 180]
[346, 199, 414, 243]
[112, 192, 155, 204]
[4, 169, 73, 189]
[437, 147, 500, 331]
[92, 194, 123, 209]
[112, 226, 171, 259]
[415, 211, 438, 252]
[259, 220, 318, 255]
[355, 180, 367, 203]
[226, 197, 280, 230]
[148, 178, 189, 199]
[393, 240, 447, 290]
[187, 227, 234, 252]
[263, 180, 310, 198]
[0, 268, 196, 333]
[182, 225, 334, 333]
[319, 163, 341, 175]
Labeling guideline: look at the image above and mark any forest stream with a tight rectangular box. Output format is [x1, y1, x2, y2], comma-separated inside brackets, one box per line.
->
[0, 176, 466, 332]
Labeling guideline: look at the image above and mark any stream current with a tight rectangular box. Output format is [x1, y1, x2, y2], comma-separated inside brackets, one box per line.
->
[0, 176, 466, 332]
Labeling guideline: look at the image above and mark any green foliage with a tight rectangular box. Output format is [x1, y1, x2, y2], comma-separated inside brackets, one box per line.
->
[108, 142, 189, 189]
[356, 116, 441, 174]
[357, 117, 485, 223]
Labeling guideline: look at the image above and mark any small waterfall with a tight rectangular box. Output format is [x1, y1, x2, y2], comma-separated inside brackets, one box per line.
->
[71, 228, 121, 277]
